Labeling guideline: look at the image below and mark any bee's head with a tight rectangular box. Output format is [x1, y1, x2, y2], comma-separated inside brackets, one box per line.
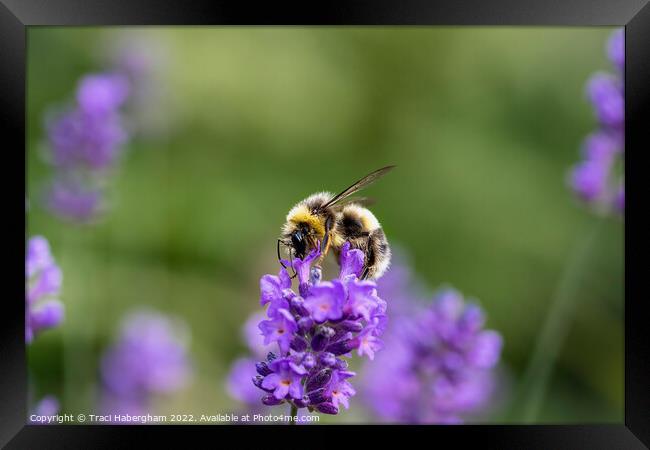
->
[290, 225, 309, 259]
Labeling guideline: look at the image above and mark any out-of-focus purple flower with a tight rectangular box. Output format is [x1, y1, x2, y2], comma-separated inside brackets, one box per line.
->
[361, 280, 502, 424]
[249, 242, 387, 415]
[586, 73, 624, 130]
[26, 236, 64, 343]
[45, 179, 103, 223]
[607, 29, 624, 72]
[43, 69, 132, 224]
[570, 159, 609, 202]
[227, 357, 263, 404]
[32, 395, 60, 417]
[581, 131, 621, 161]
[100, 310, 192, 415]
[76, 73, 130, 116]
[570, 29, 624, 217]
[47, 108, 127, 171]
[243, 311, 271, 358]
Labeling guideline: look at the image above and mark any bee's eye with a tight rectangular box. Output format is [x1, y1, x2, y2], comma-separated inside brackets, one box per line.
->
[291, 231, 306, 257]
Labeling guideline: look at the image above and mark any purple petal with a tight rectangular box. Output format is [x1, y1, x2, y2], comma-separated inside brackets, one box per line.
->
[607, 29, 624, 72]
[304, 281, 345, 323]
[339, 242, 364, 279]
[468, 330, 503, 369]
[29, 300, 64, 335]
[77, 73, 130, 116]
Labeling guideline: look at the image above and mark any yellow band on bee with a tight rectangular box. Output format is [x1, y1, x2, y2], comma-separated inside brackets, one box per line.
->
[288, 207, 326, 238]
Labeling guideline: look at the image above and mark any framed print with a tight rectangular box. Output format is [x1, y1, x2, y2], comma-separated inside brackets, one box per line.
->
[2, 0, 649, 447]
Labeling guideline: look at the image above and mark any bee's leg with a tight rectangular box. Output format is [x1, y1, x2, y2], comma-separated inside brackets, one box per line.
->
[277, 239, 287, 269]
[287, 246, 297, 278]
[317, 216, 334, 266]
[360, 233, 375, 280]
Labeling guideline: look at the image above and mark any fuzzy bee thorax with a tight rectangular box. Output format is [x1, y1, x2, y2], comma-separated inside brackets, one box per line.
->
[285, 205, 326, 238]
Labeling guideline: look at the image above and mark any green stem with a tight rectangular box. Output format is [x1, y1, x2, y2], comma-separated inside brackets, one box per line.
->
[518, 220, 605, 422]
[289, 403, 298, 425]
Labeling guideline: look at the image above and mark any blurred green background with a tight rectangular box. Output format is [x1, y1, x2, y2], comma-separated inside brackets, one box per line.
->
[26, 27, 623, 423]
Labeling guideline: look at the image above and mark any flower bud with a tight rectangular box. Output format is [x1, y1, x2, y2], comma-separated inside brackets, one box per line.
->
[315, 402, 338, 415]
[318, 352, 336, 367]
[306, 368, 332, 393]
[326, 339, 359, 356]
[255, 361, 272, 376]
[290, 336, 308, 352]
[262, 395, 284, 406]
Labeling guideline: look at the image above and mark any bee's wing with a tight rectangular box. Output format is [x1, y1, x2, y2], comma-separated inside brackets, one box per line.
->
[329, 196, 376, 210]
[323, 166, 395, 209]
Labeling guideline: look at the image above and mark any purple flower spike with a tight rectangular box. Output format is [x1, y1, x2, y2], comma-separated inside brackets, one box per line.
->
[569, 30, 624, 217]
[42, 69, 132, 224]
[25, 235, 64, 343]
[361, 260, 502, 424]
[100, 310, 192, 406]
[251, 239, 388, 415]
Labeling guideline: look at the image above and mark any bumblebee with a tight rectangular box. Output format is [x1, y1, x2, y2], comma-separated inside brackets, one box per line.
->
[278, 166, 394, 280]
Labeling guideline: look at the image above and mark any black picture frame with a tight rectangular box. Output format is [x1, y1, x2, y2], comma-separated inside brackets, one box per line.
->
[2, 0, 649, 447]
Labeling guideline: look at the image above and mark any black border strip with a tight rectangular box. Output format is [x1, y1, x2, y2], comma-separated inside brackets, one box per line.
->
[1, 0, 648, 25]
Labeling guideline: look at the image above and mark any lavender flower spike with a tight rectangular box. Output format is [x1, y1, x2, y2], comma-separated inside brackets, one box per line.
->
[362, 286, 502, 424]
[251, 242, 388, 415]
[100, 310, 192, 416]
[44, 70, 132, 223]
[569, 29, 624, 216]
[26, 236, 64, 343]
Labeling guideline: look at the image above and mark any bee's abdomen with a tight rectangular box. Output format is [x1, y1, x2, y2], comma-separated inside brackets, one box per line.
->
[337, 214, 367, 239]
[365, 228, 391, 279]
